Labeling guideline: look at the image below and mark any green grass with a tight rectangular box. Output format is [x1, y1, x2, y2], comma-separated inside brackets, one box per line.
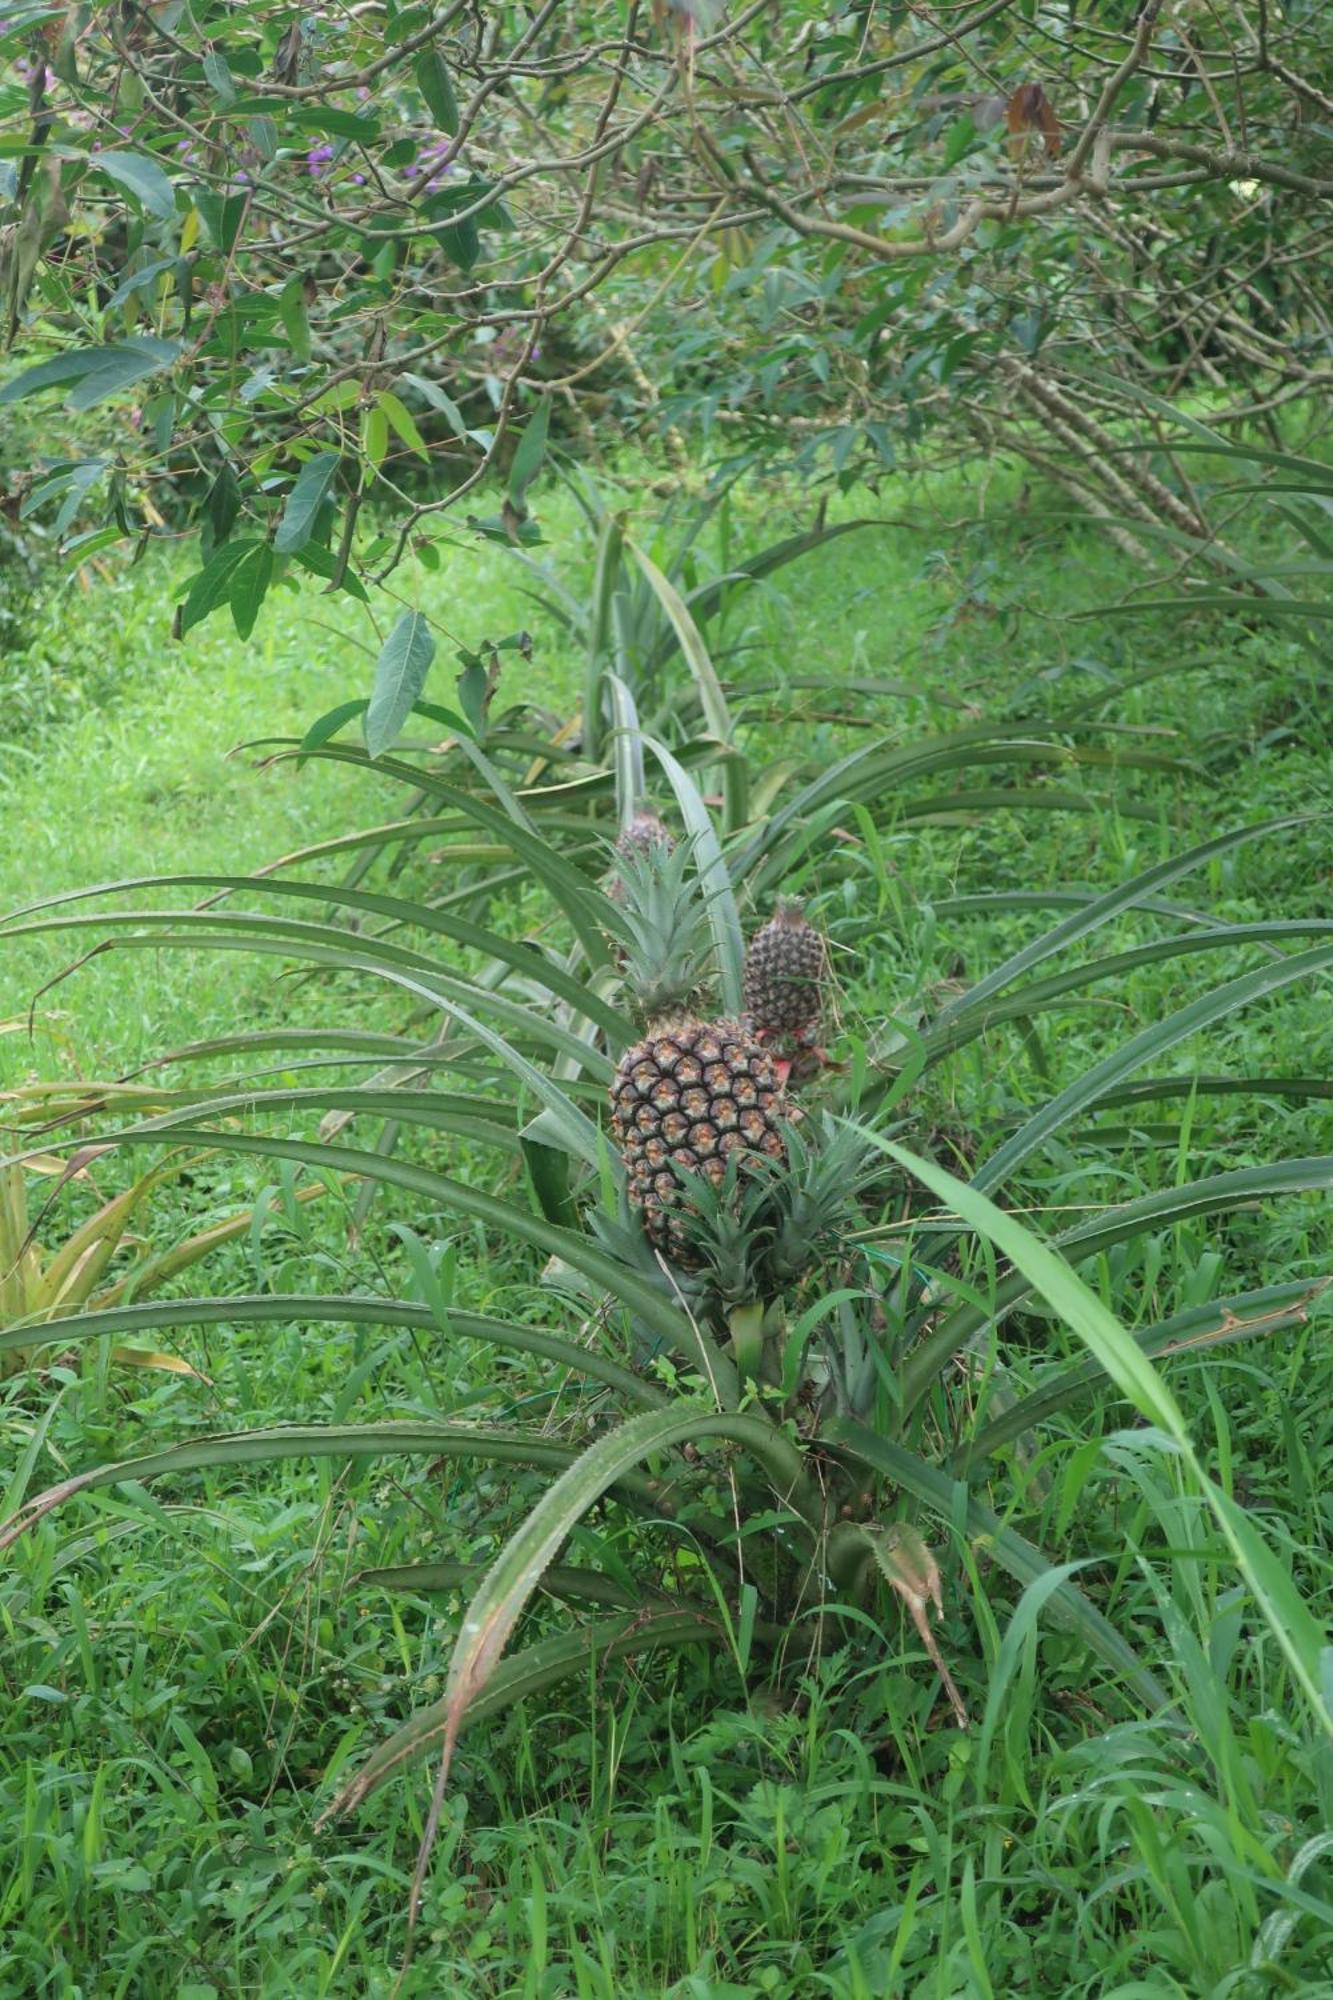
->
[1, 465, 1331, 1998]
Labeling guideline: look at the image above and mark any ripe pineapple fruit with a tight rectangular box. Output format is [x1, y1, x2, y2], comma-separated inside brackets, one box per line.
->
[604, 835, 790, 1266]
[611, 1019, 787, 1264]
[744, 900, 827, 1047]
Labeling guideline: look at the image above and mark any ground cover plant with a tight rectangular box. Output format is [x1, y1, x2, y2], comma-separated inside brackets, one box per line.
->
[0, 459, 1330, 1994]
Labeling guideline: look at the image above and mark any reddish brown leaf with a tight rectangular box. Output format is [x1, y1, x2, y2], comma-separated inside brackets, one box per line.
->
[1006, 82, 1062, 159]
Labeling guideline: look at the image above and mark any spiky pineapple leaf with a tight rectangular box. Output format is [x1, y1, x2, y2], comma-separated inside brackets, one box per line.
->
[641, 739, 745, 1014]
[878, 1141, 1333, 1734]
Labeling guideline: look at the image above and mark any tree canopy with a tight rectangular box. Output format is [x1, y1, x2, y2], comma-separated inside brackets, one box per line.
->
[1, 1, 1328, 636]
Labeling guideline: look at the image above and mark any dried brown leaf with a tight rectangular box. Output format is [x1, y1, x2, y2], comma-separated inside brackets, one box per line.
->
[864, 1521, 970, 1728]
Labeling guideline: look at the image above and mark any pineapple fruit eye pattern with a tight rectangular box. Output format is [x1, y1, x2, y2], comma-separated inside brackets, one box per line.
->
[611, 1015, 789, 1267]
[744, 897, 828, 1047]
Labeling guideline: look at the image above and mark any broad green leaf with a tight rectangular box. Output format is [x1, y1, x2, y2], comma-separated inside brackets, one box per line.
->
[228, 541, 273, 641]
[278, 272, 312, 362]
[103, 255, 177, 311]
[291, 106, 380, 142]
[299, 700, 368, 758]
[310, 378, 361, 416]
[178, 537, 260, 637]
[202, 50, 235, 103]
[273, 452, 339, 554]
[202, 458, 242, 553]
[377, 391, 429, 462]
[0, 337, 179, 411]
[362, 401, 389, 471]
[508, 398, 551, 512]
[91, 150, 177, 221]
[366, 611, 436, 757]
[416, 46, 461, 133]
[293, 541, 370, 601]
[434, 212, 479, 271]
[66, 337, 181, 411]
[399, 372, 466, 437]
[192, 187, 247, 254]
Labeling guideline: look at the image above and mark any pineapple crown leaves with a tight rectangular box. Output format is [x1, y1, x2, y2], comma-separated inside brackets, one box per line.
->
[600, 831, 721, 1023]
[651, 1152, 778, 1301]
[762, 1114, 880, 1286]
[660, 1114, 874, 1297]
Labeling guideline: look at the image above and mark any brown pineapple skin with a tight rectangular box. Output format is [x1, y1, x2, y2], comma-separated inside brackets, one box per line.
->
[744, 904, 826, 1041]
[610, 1017, 787, 1264]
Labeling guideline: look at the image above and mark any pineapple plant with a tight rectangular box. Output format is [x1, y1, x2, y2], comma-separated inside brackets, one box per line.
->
[604, 835, 790, 1266]
[744, 899, 827, 1052]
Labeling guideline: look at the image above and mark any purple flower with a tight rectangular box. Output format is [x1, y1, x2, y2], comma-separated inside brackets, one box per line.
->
[306, 143, 335, 177]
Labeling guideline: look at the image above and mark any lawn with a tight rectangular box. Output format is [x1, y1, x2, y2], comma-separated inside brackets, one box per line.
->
[1, 468, 1330, 2000]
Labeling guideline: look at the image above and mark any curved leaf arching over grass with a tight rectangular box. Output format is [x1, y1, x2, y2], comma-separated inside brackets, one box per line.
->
[876, 1141, 1333, 1740]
